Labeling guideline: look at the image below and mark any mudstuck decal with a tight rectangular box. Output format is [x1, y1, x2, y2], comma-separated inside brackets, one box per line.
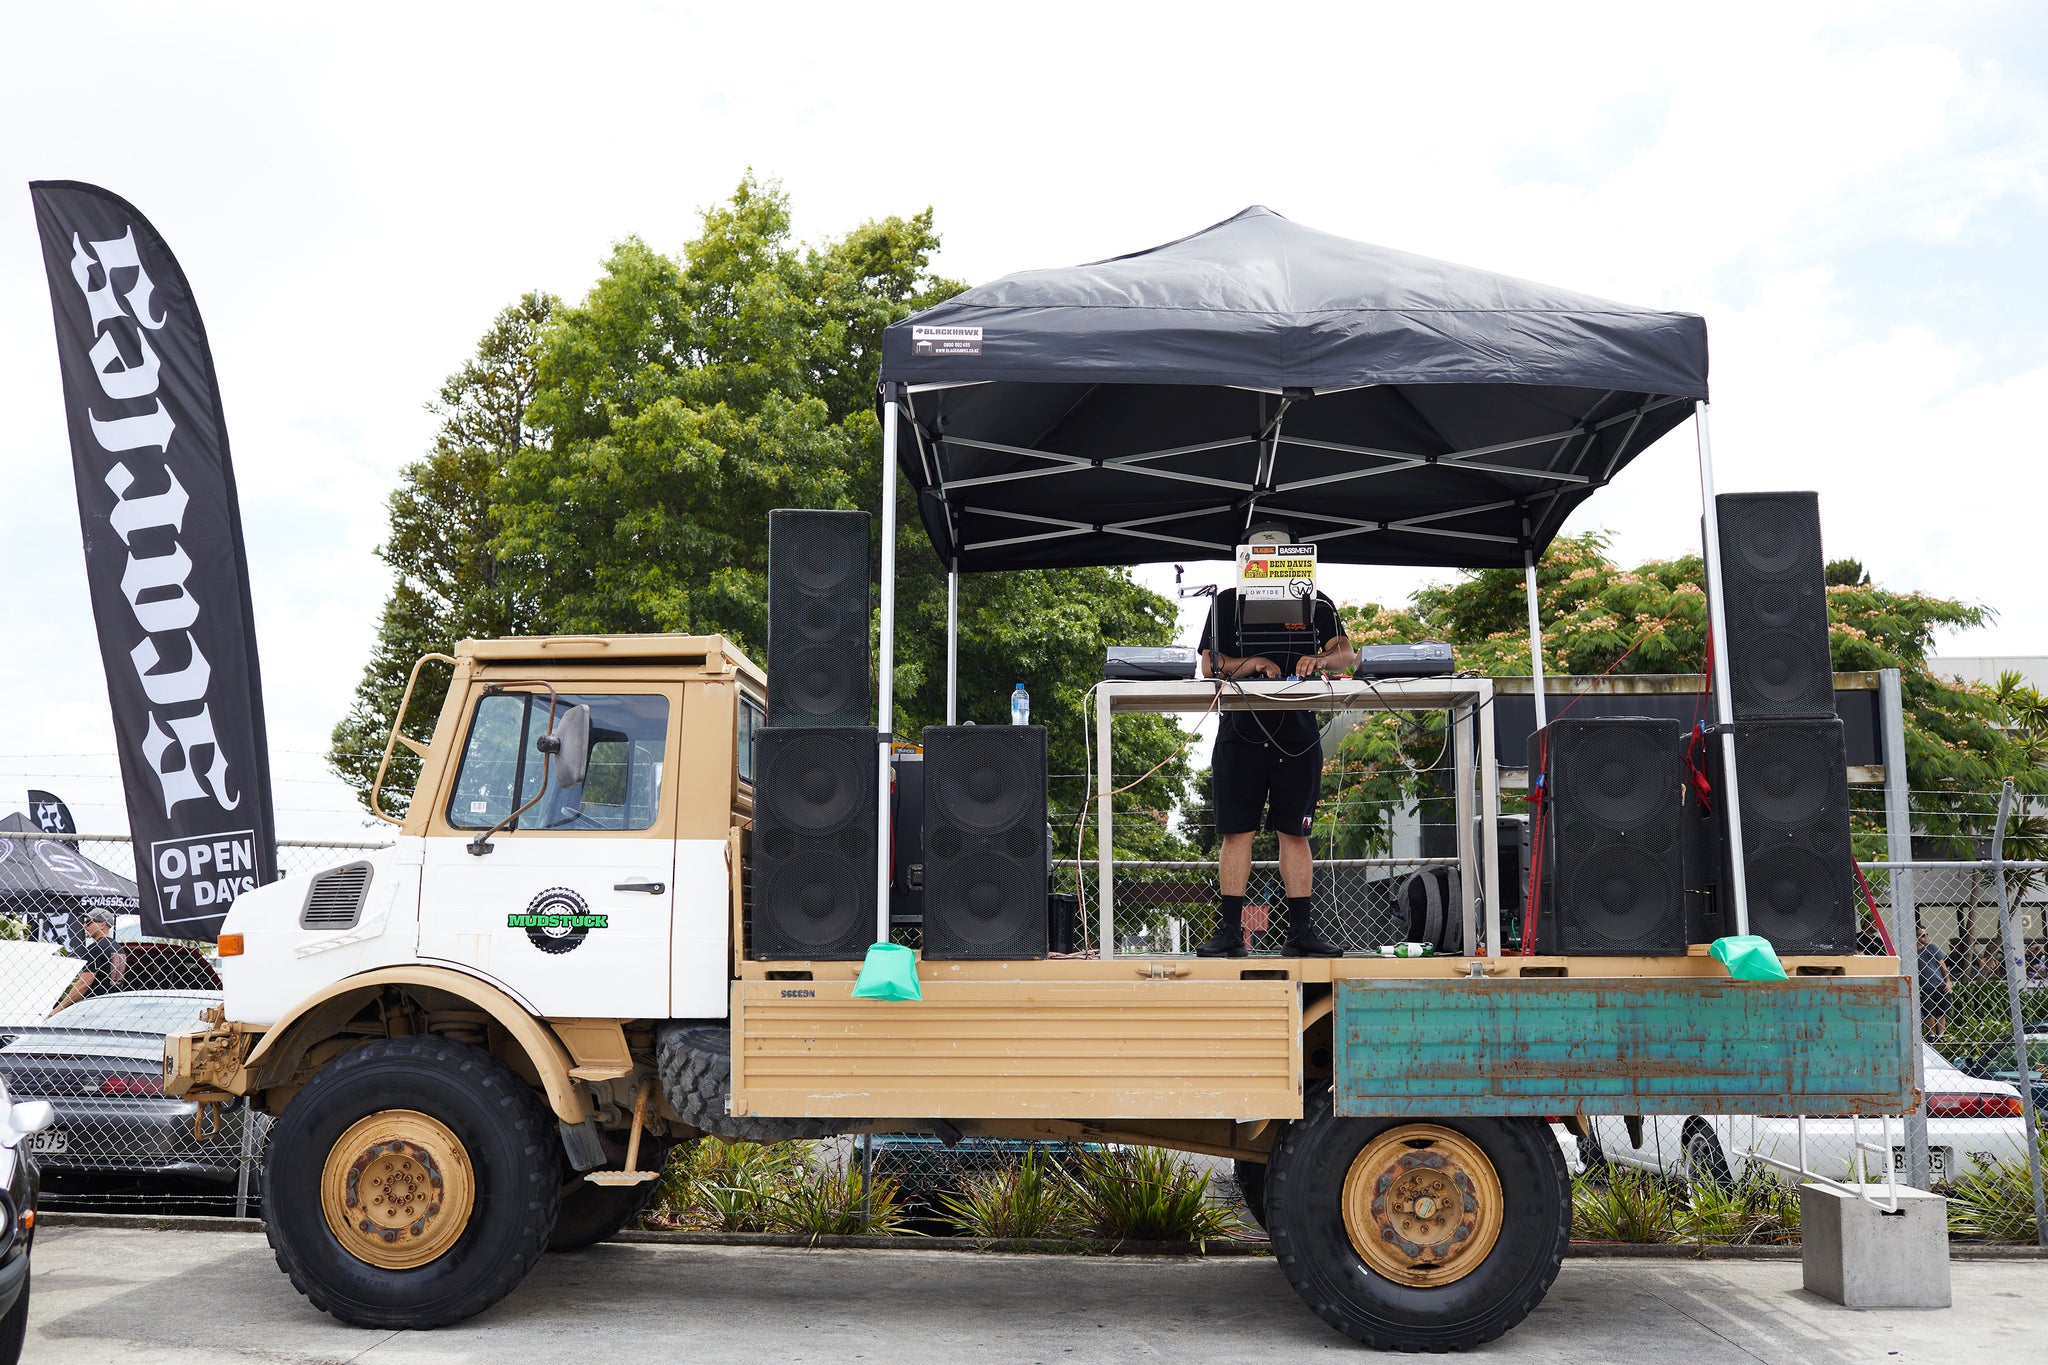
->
[510, 887, 607, 955]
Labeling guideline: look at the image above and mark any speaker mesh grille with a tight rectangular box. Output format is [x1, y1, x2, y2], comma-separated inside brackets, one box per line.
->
[1532, 718, 1686, 955]
[922, 726, 1047, 960]
[768, 510, 870, 727]
[751, 726, 876, 960]
[1716, 492, 1834, 720]
[1726, 719, 1856, 952]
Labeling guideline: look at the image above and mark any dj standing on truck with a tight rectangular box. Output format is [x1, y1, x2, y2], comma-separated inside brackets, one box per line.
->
[1196, 525, 1354, 958]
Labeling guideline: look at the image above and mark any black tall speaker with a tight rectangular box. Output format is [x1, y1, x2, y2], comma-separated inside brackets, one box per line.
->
[921, 726, 1049, 960]
[751, 727, 876, 960]
[1529, 717, 1687, 955]
[1712, 719, 1858, 953]
[767, 509, 871, 728]
[1713, 492, 1833, 720]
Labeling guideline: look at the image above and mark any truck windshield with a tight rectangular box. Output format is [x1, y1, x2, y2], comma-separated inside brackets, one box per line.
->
[448, 692, 669, 831]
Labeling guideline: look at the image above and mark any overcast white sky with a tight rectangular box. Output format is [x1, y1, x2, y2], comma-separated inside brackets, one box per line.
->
[1, 2, 2043, 838]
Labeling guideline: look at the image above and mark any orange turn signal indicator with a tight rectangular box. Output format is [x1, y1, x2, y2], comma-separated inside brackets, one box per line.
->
[217, 933, 244, 957]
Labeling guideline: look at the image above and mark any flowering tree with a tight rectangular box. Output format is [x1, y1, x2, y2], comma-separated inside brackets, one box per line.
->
[1315, 534, 2044, 859]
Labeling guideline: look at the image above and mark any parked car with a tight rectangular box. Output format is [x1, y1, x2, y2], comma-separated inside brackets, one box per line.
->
[1580, 1044, 2030, 1187]
[1951, 1028, 2048, 1116]
[0, 1075, 56, 1365]
[0, 991, 265, 1185]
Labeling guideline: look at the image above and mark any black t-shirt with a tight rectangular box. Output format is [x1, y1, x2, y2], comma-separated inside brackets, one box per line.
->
[78, 935, 118, 998]
[1198, 589, 1343, 747]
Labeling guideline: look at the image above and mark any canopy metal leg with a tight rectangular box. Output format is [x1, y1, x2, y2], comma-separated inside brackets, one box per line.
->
[945, 563, 959, 725]
[1524, 548, 1548, 731]
[1478, 682, 1500, 958]
[1452, 701, 1477, 952]
[1695, 404, 1751, 936]
[877, 393, 902, 946]
[1096, 686, 1115, 957]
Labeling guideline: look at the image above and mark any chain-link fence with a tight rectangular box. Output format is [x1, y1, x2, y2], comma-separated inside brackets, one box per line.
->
[0, 833, 386, 1214]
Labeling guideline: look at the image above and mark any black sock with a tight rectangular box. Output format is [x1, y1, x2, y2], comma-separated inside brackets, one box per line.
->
[1217, 894, 1245, 930]
[1284, 895, 1314, 940]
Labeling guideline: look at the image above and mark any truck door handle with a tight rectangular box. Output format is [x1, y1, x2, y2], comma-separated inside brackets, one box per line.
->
[614, 879, 666, 894]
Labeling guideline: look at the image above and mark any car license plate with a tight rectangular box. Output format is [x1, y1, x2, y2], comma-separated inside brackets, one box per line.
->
[26, 1129, 65, 1155]
[1892, 1146, 1948, 1178]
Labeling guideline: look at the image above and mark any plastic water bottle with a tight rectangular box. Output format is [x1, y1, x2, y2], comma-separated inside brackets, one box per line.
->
[1010, 683, 1030, 726]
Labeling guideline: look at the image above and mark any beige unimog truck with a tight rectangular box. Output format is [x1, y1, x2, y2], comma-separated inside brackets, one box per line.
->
[166, 633, 1911, 1352]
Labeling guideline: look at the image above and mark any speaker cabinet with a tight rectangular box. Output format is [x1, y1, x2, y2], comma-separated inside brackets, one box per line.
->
[751, 727, 876, 960]
[768, 509, 871, 728]
[1529, 718, 1687, 955]
[1712, 719, 1858, 953]
[1714, 492, 1834, 721]
[921, 726, 1048, 960]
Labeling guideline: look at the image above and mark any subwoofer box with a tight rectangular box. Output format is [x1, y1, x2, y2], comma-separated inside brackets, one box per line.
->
[768, 509, 871, 728]
[751, 726, 877, 960]
[1710, 718, 1859, 953]
[1529, 717, 1688, 955]
[1713, 492, 1834, 721]
[921, 725, 1049, 960]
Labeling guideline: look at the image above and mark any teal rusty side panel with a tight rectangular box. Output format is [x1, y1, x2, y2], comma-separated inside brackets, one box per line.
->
[1334, 976, 1912, 1118]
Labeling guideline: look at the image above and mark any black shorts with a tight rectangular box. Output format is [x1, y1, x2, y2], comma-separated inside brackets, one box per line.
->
[1212, 737, 1322, 837]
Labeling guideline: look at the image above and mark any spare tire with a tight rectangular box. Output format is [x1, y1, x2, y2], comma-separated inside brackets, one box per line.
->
[655, 1023, 852, 1143]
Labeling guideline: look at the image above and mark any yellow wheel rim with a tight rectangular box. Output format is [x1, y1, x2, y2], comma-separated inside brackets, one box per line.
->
[1341, 1123, 1503, 1288]
[320, 1109, 475, 1270]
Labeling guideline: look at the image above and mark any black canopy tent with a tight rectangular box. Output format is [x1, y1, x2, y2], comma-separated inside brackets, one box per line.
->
[881, 207, 1707, 575]
[0, 812, 139, 952]
[871, 208, 1753, 946]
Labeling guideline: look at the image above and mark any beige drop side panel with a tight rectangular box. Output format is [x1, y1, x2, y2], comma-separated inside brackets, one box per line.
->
[730, 979, 1302, 1121]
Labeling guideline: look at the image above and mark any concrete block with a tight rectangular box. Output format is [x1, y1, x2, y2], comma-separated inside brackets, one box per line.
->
[1800, 1182, 1951, 1309]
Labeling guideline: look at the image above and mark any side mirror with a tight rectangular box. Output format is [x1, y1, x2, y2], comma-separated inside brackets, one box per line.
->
[540, 704, 592, 790]
[9, 1101, 53, 1138]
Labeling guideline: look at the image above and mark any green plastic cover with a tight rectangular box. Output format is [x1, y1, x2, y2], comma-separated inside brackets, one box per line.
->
[1710, 935, 1790, 982]
[851, 942, 922, 1002]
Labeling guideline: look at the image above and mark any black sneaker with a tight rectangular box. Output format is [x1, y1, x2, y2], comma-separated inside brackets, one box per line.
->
[1195, 926, 1247, 958]
[1285, 929, 1344, 958]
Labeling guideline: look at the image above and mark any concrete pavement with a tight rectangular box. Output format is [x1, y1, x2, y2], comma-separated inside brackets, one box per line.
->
[23, 1224, 2045, 1363]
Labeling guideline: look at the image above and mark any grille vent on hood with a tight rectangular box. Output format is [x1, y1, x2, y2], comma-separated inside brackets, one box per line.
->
[301, 861, 373, 930]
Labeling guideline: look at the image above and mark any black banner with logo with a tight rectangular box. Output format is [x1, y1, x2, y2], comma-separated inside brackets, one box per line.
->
[30, 181, 276, 940]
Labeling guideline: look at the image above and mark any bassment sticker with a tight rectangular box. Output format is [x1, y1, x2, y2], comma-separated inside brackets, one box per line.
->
[510, 887, 607, 955]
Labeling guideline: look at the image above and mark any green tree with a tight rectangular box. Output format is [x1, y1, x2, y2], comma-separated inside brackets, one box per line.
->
[328, 292, 556, 815]
[336, 177, 1194, 853]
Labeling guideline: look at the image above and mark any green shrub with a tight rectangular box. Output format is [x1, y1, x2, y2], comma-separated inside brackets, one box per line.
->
[937, 1147, 1083, 1240]
[650, 1137, 806, 1233]
[1572, 1168, 1677, 1243]
[1064, 1146, 1245, 1245]
[1948, 1131, 2048, 1242]
[772, 1156, 915, 1239]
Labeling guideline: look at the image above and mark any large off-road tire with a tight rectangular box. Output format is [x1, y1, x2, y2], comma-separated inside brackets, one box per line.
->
[1266, 1088, 1569, 1353]
[547, 1136, 682, 1253]
[1233, 1158, 1269, 1232]
[655, 1023, 848, 1142]
[263, 1035, 560, 1328]
[0, 1260, 28, 1365]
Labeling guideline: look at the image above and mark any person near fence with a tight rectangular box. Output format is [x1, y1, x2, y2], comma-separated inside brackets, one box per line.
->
[47, 907, 122, 1015]
[1917, 924, 1950, 1041]
[1195, 531, 1355, 959]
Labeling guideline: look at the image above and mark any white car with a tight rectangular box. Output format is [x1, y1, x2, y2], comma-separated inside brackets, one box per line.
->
[1579, 1044, 2030, 1187]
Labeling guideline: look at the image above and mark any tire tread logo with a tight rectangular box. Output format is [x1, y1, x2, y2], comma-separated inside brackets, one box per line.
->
[508, 887, 606, 955]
